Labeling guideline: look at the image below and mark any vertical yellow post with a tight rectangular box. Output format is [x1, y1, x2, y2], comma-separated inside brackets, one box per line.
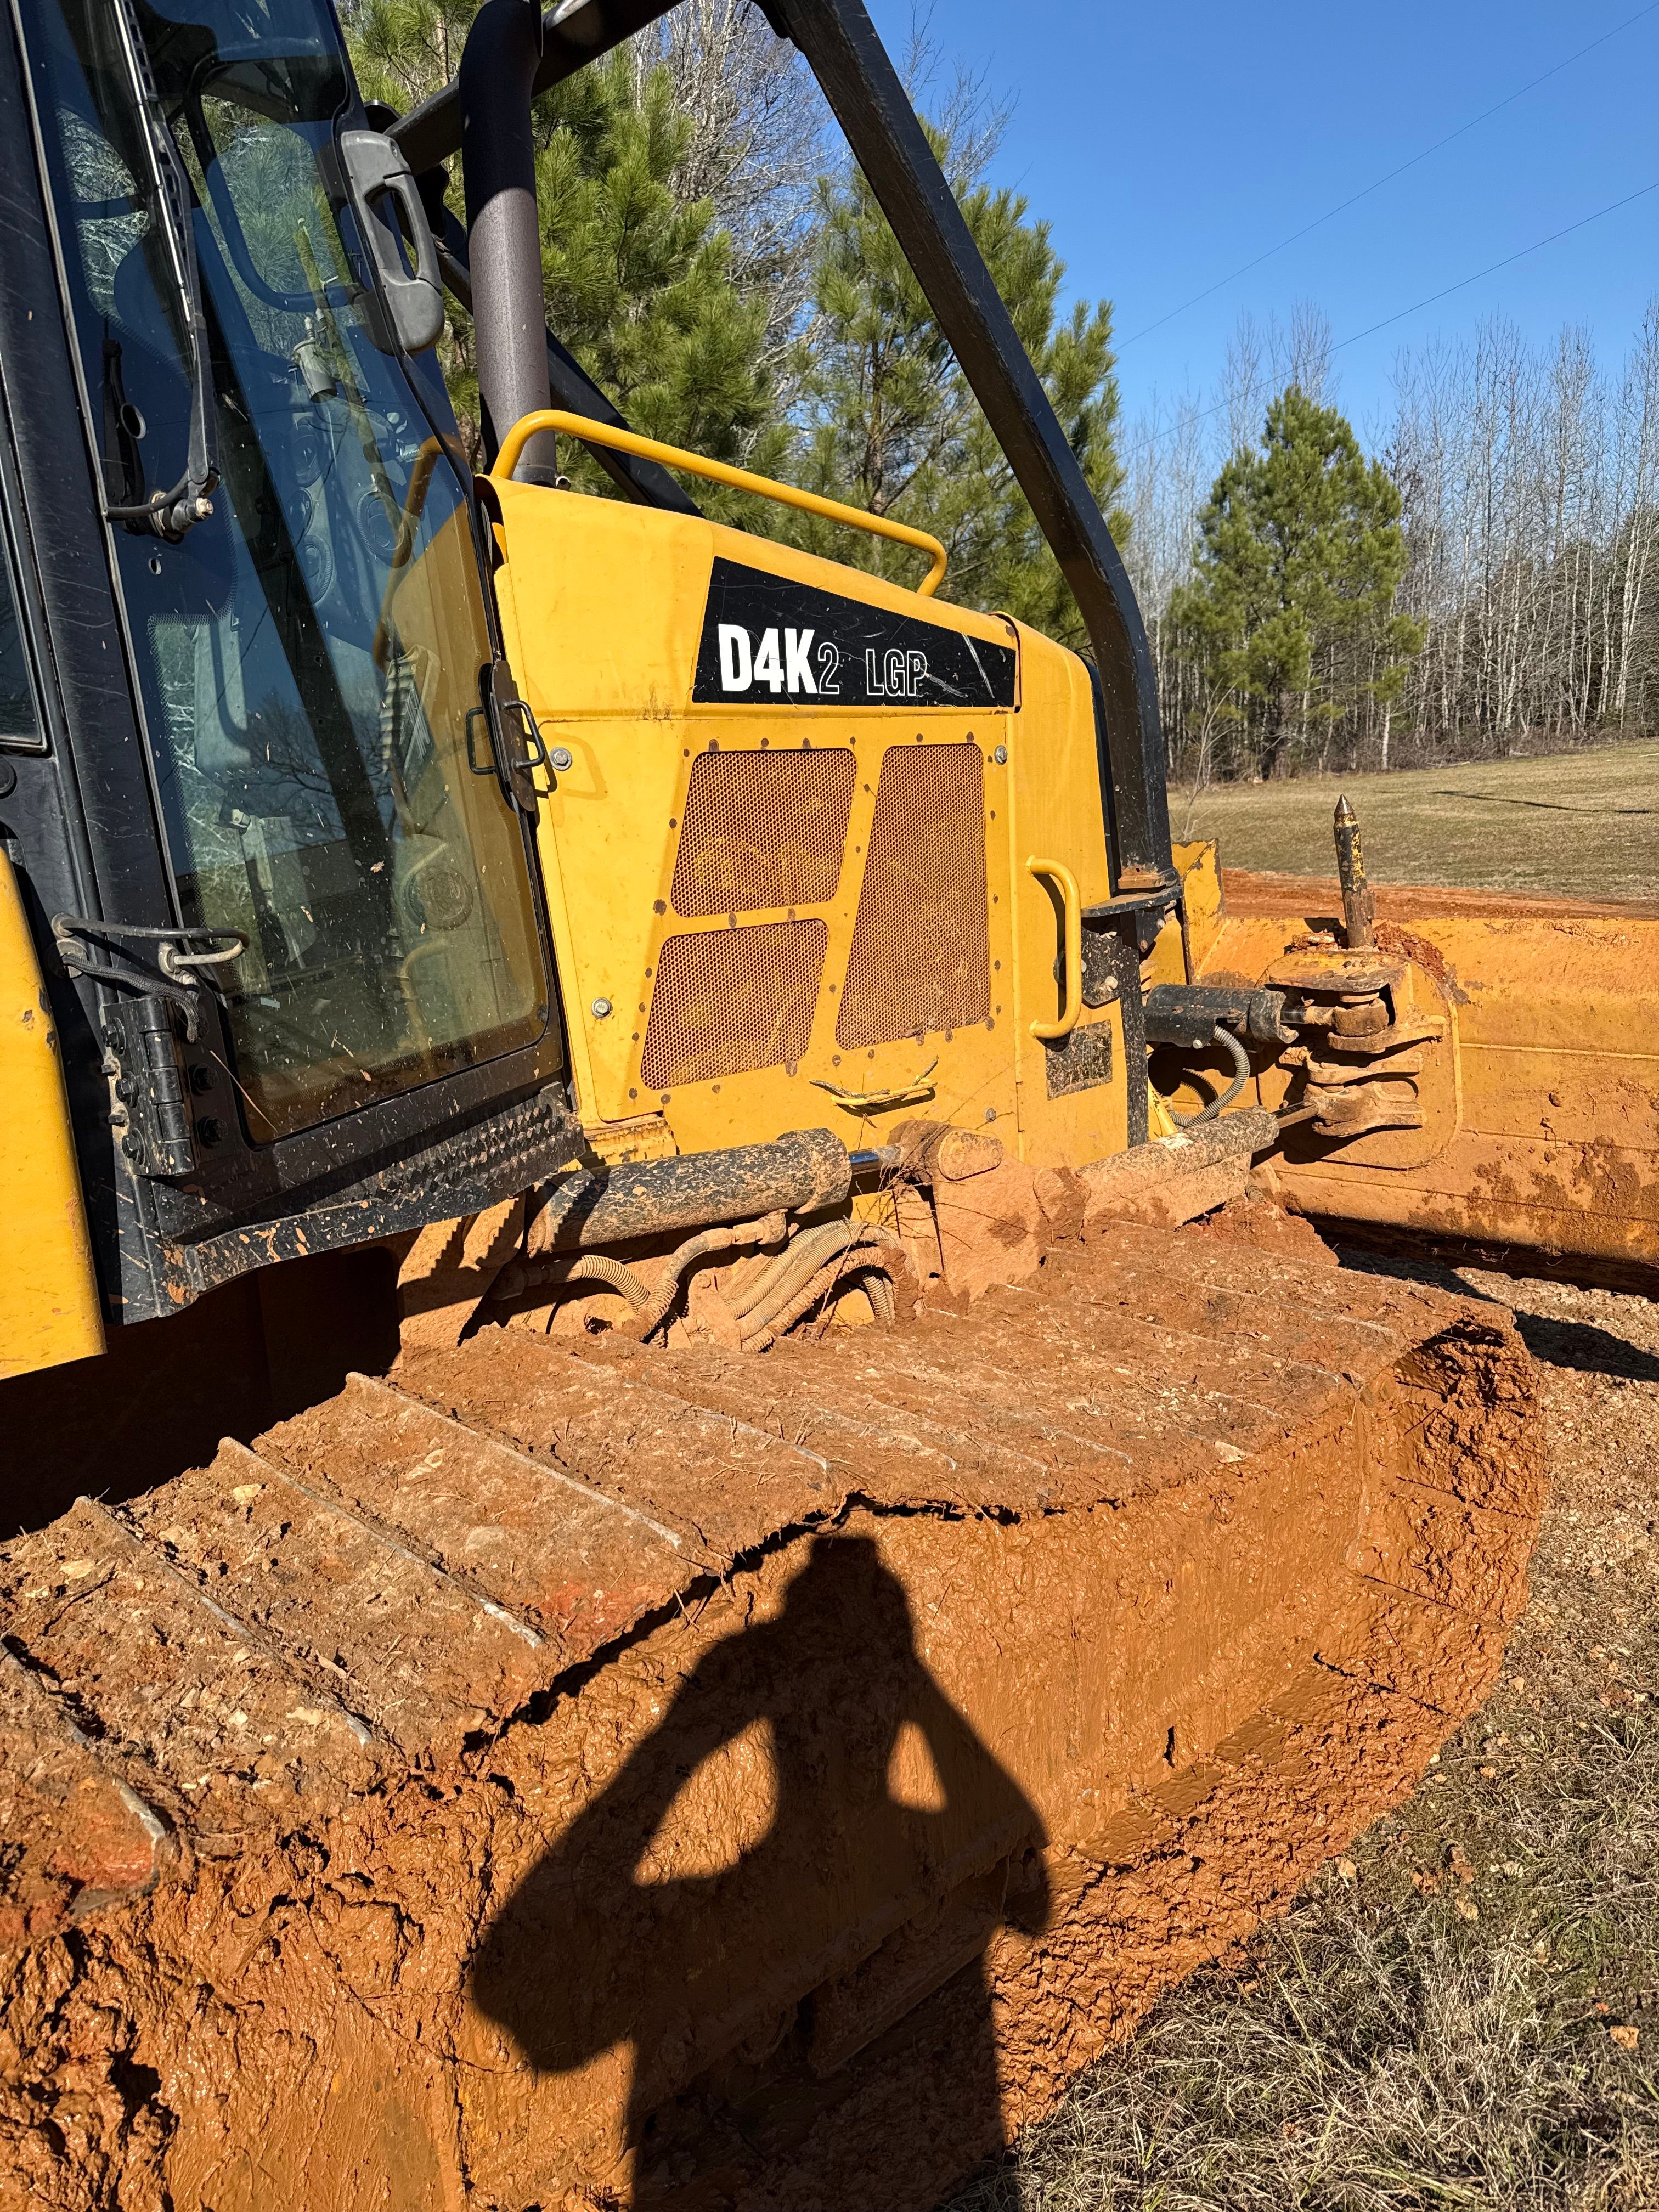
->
[0, 849, 103, 1379]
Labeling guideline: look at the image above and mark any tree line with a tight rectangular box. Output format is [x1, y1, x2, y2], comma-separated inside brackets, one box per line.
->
[1128, 304, 1659, 781]
[345, 0, 1659, 782]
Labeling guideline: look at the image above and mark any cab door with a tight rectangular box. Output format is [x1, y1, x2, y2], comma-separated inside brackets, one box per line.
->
[12, 0, 565, 1316]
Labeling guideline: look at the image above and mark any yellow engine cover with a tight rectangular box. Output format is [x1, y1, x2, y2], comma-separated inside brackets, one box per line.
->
[492, 485, 1135, 1171]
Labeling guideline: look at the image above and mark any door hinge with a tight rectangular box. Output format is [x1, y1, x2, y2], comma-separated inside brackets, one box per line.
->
[101, 995, 198, 1177]
[53, 916, 245, 1180]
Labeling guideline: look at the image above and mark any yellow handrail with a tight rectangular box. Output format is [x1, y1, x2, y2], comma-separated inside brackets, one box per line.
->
[491, 409, 948, 597]
[1026, 856, 1083, 1041]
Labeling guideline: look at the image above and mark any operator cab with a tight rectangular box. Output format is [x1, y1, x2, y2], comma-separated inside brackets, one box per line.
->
[3, 0, 568, 1327]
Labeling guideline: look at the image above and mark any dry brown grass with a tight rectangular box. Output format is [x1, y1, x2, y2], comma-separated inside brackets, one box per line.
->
[950, 1261, 1659, 2211]
[1175, 741, 1659, 902]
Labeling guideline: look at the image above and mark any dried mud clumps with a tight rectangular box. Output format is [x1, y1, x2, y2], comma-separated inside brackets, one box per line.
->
[0, 1223, 1542, 2212]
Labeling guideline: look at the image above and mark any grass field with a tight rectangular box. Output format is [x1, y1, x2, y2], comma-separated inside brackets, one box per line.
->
[1176, 740, 1659, 902]
[950, 1257, 1659, 2212]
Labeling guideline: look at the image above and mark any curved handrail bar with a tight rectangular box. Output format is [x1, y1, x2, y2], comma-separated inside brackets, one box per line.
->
[492, 409, 948, 597]
[1026, 856, 1083, 1041]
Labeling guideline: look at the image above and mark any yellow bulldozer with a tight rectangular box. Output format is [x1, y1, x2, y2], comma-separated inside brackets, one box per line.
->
[1, 0, 1653, 2205]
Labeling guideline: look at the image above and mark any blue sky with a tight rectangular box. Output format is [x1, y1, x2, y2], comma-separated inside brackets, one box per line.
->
[865, 0, 1659, 448]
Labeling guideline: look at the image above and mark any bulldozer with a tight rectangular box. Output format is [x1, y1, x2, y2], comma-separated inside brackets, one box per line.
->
[0, 0, 1652, 2204]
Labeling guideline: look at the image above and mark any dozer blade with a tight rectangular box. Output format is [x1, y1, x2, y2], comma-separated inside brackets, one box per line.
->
[0, 1217, 1540, 2212]
[1201, 865, 1659, 1277]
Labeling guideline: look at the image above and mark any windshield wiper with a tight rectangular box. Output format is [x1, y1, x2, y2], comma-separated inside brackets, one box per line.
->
[104, 0, 218, 539]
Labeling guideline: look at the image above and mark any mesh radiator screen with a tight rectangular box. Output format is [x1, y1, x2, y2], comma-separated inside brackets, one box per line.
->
[672, 748, 855, 917]
[641, 919, 827, 1090]
[837, 743, 990, 1051]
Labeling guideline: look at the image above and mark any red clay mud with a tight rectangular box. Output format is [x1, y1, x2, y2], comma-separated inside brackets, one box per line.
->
[0, 1217, 1541, 2212]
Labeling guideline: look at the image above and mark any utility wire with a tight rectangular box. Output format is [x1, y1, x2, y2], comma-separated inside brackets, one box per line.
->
[1122, 176, 1659, 461]
[1118, 0, 1659, 349]
[1330, 176, 1659, 351]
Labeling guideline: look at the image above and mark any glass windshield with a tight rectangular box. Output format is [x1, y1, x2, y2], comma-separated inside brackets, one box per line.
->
[25, 0, 548, 1141]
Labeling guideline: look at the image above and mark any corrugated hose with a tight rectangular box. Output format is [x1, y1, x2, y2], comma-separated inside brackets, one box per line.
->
[733, 1219, 905, 1342]
[1172, 1022, 1251, 1127]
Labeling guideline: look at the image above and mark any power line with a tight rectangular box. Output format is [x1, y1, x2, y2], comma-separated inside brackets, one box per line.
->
[1117, 0, 1659, 351]
[1122, 176, 1659, 461]
[1331, 176, 1659, 352]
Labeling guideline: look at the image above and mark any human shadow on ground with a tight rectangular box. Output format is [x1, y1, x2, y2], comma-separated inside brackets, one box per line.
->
[470, 1532, 1049, 2206]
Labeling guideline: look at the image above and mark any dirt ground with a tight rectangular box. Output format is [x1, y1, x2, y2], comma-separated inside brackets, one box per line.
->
[947, 1246, 1659, 2210]
[1175, 740, 1659, 901]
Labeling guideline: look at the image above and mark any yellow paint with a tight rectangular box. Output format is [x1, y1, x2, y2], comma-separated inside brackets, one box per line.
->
[0, 848, 102, 1379]
[1195, 877, 1659, 1269]
[492, 478, 1129, 1177]
[1147, 1086, 1181, 1140]
[1024, 859, 1082, 1039]
[583, 1115, 680, 1166]
[1171, 840, 1224, 968]
[493, 411, 949, 596]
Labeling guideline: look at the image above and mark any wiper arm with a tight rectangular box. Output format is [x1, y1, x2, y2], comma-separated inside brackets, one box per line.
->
[104, 0, 218, 539]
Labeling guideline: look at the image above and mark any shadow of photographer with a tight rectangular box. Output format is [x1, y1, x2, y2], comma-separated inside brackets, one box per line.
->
[471, 1532, 1049, 2205]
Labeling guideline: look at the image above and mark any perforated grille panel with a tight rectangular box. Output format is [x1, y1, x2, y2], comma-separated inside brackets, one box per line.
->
[671, 748, 855, 917]
[641, 920, 827, 1090]
[837, 742, 990, 1050]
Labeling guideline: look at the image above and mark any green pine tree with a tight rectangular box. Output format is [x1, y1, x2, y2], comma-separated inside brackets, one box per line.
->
[783, 138, 1126, 645]
[1170, 386, 1422, 780]
[533, 53, 782, 496]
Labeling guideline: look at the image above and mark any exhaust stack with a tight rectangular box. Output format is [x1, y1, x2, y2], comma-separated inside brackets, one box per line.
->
[460, 0, 559, 481]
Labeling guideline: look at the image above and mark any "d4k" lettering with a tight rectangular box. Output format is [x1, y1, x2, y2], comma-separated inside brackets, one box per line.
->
[717, 624, 821, 695]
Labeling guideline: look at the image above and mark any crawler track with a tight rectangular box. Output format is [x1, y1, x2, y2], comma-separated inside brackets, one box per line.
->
[0, 1220, 1541, 2212]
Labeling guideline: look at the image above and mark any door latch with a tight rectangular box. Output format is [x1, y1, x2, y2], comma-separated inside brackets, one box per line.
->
[467, 658, 551, 813]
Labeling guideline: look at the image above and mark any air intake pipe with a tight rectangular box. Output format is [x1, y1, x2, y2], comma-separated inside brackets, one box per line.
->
[460, 0, 560, 482]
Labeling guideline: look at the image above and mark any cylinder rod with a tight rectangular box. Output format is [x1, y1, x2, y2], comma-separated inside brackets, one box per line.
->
[1333, 794, 1376, 950]
[527, 1128, 852, 1254]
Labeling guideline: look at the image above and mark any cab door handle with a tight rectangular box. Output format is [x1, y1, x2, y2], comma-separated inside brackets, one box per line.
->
[1026, 856, 1082, 1041]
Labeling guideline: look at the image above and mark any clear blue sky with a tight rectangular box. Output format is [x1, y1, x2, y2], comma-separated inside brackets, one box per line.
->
[865, 0, 1659, 446]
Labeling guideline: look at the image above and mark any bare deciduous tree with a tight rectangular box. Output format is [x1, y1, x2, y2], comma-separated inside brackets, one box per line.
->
[1128, 302, 1659, 780]
[627, 0, 829, 393]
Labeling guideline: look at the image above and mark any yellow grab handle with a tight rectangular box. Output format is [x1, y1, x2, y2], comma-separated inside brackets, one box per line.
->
[491, 410, 948, 597]
[1026, 856, 1083, 1041]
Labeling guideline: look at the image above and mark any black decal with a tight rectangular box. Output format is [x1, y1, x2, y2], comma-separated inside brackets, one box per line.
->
[1044, 1020, 1115, 1099]
[694, 557, 1016, 708]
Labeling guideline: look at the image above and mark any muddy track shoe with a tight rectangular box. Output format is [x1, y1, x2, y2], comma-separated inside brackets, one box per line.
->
[0, 1219, 1541, 2212]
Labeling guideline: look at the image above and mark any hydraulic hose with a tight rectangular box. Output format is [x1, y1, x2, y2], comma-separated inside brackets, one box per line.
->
[1172, 1022, 1250, 1128]
[631, 1211, 788, 1340]
[737, 1220, 904, 1341]
[746, 1255, 896, 1352]
[493, 1250, 651, 1307]
[726, 1220, 851, 1326]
